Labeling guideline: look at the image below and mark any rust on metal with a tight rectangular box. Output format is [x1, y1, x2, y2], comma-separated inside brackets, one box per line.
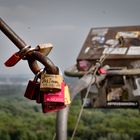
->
[0, 18, 58, 75]
[0, 18, 26, 49]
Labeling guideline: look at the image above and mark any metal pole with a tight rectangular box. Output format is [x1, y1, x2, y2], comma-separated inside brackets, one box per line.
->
[0, 18, 26, 49]
[0, 18, 58, 75]
[56, 66, 109, 140]
[56, 106, 69, 140]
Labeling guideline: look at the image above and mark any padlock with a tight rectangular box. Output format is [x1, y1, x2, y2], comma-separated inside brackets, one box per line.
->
[35, 43, 53, 56]
[43, 82, 65, 103]
[36, 91, 43, 104]
[42, 83, 71, 113]
[64, 84, 71, 105]
[4, 52, 21, 67]
[42, 82, 66, 113]
[4, 46, 31, 67]
[40, 70, 63, 92]
[42, 102, 66, 113]
[24, 71, 41, 100]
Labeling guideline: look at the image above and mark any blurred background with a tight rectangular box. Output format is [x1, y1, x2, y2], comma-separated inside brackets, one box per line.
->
[0, 0, 140, 140]
[1, 0, 140, 75]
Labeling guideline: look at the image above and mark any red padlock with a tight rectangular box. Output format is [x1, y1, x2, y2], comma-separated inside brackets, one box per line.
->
[4, 46, 31, 67]
[24, 73, 40, 100]
[43, 82, 65, 103]
[36, 92, 43, 104]
[4, 52, 21, 67]
[98, 68, 107, 74]
[42, 82, 66, 113]
[24, 80, 39, 100]
[42, 102, 65, 113]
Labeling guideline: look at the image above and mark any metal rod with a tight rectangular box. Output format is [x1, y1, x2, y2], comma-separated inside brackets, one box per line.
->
[28, 52, 58, 74]
[0, 18, 26, 49]
[56, 107, 69, 140]
[64, 65, 140, 77]
[0, 18, 58, 75]
[56, 68, 109, 140]
[107, 68, 140, 76]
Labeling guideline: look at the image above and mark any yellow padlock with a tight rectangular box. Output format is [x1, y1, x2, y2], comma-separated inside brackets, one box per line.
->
[64, 84, 71, 105]
[40, 73, 63, 92]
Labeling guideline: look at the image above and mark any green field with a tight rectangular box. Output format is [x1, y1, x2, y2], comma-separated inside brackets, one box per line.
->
[0, 76, 140, 140]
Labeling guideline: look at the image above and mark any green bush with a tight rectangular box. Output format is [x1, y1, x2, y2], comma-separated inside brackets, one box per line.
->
[0, 88, 140, 140]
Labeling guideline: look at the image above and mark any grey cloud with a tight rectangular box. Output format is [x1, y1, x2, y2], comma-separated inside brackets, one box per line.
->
[1, 0, 140, 75]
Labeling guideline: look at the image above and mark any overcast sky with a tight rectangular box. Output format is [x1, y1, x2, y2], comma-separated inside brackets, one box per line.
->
[1, 0, 140, 75]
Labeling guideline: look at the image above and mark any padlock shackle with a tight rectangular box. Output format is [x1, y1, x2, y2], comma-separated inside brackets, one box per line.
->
[27, 51, 58, 74]
[0, 18, 58, 75]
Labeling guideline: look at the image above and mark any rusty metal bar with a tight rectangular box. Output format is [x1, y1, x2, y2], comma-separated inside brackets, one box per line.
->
[0, 17, 26, 49]
[64, 65, 140, 77]
[1, 18, 64, 140]
[0, 18, 62, 140]
[107, 68, 140, 76]
[0, 18, 58, 74]
[27, 52, 58, 74]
